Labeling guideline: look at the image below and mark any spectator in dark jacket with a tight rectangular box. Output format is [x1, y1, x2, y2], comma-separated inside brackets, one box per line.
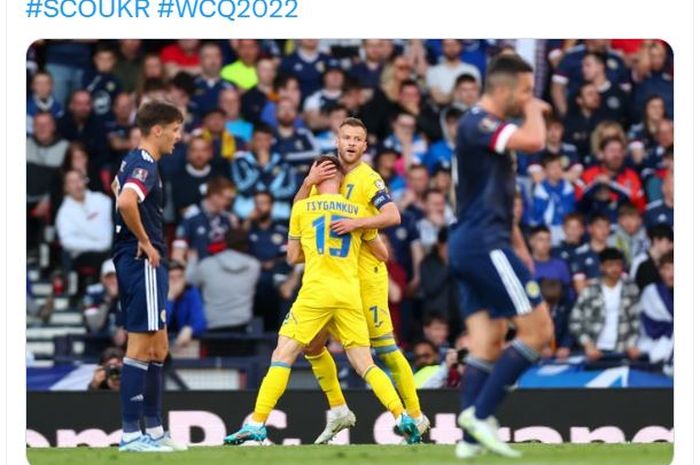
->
[166, 261, 207, 350]
[419, 227, 458, 323]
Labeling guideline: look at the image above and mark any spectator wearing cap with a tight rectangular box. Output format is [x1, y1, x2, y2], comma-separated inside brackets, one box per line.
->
[219, 88, 254, 143]
[569, 247, 642, 362]
[644, 170, 673, 228]
[221, 39, 261, 91]
[172, 176, 238, 265]
[631, 223, 674, 291]
[425, 107, 460, 174]
[303, 61, 345, 131]
[272, 97, 320, 180]
[166, 261, 208, 350]
[609, 204, 649, 266]
[82, 260, 126, 357]
[638, 252, 673, 373]
[314, 104, 349, 154]
[240, 57, 277, 124]
[571, 214, 612, 293]
[427, 39, 482, 106]
[55, 170, 113, 281]
[280, 39, 333, 100]
[192, 42, 235, 116]
[232, 124, 297, 221]
[27, 71, 64, 135]
[530, 154, 576, 246]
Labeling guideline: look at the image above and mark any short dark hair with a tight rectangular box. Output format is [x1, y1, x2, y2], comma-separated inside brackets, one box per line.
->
[617, 203, 640, 219]
[323, 103, 349, 116]
[170, 71, 196, 96]
[254, 190, 274, 202]
[589, 213, 611, 225]
[599, 247, 625, 264]
[541, 153, 562, 167]
[423, 188, 444, 202]
[444, 107, 464, 122]
[455, 73, 478, 86]
[273, 73, 298, 92]
[314, 154, 344, 175]
[338, 117, 368, 140]
[484, 54, 533, 93]
[599, 135, 625, 152]
[648, 223, 674, 242]
[659, 251, 673, 268]
[253, 123, 274, 136]
[136, 101, 183, 135]
[225, 227, 249, 252]
[583, 50, 606, 65]
[564, 212, 585, 226]
[413, 339, 438, 355]
[437, 226, 448, 244]
[530, 225, 551, 236]
[422, 311, 447, 327]
[99, 347, 125, 365]
[94, 42, 117, 57]
[206, 176, 235, 197]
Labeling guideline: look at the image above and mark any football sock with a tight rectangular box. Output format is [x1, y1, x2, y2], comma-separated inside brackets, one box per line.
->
[143, 361, 164, 438]
[252, 362, 292, 423]
[120, 357, 149, 436]
[474, 340, 539, 420]
[460, 356, 494, 443]
[363, 365, 404, 418]
[376, 340, 422, 418]
[305, 348, 347, 408]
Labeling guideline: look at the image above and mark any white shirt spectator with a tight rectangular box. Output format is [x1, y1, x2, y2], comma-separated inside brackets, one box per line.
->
[597, 281, 622, 351]
[56, 189, 113, 257]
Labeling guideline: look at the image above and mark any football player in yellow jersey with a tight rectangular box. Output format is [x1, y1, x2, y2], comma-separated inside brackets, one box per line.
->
[293, 118, 429, 444]
[224, 155, 421, 446]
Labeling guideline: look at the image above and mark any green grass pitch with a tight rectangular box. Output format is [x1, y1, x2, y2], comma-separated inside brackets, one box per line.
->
[27, 443, 673, 465]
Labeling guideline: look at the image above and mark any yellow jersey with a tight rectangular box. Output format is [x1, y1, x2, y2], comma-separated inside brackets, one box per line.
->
[311, 162, 391, 282]
[289, 193, 377, 310]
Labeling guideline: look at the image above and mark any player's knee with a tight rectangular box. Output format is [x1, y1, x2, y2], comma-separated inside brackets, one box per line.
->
[304, 340, 325, 357]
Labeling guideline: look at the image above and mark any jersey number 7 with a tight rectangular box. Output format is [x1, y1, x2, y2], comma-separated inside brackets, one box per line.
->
[312, 214, 350, 258]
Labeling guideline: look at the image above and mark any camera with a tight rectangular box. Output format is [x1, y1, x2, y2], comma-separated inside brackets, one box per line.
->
[456, 348, 469, 365]
[105, 364, 122, 379]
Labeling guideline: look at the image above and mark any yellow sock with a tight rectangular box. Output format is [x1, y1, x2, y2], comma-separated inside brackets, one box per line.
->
[375, 338, 422, 418]
[306, 348, 346, 408]
[252, 363, 291, 423]
[363, 365, 404, 418]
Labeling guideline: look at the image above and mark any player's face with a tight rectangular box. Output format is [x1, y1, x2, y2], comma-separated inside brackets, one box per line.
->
[158, 121, 183, 155]
[505, 72, 534, 118]
[336, 125, 367, 166]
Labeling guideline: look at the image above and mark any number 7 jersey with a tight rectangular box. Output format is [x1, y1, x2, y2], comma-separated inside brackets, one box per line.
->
[289, 193, 377, 310]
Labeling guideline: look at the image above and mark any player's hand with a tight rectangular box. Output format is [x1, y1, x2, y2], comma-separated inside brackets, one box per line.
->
[137, 240, 160, 268]
[305, 160, 337, 186]
[330, 218, 361, 235]
[90, 366, 106, 389]
[584, 344, 603, 361]
[445, 349, 458, 368]
[525, 98, 552, 116]
[626, 346, 642, 360]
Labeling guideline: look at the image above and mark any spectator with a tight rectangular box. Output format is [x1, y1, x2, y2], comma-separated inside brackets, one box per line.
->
[419, 227, 458, 322]
[587, 120, 628, 169]
[160, 39, 201, 78]
[638, 252, 673, 374]
[398, 164, 431, 221]
[422, 312, 450, 353]
[104, 92, 135, 172]
[374, 148, 406, 196]
[350, 39, 391, 89]
[569, 247, 641, 361]
[113, 39, 143, 93]
[57, 90, 108, 169]
[50, 142, 101, 218]
[529, 226, 573, 297]
[640, 119, 673, 187]
[396, 79, 442, 142]
[44, 40, 94, 106]
[240, 57, 276, 124]
[580, 51, 629, 125]
[167, 71, 201, 133]
[644, 170, 674, 228]
[530, 154, 576, 245]
[186, 227, 261, 336]
[448, 73, 481, 114]
[82, 260, 126, 357]
[245, 191, 290, 329]
[631, 41, 673, 121]
[280, 39, 331, 100]
[303, 63, 345, 131]
[553, 212, 586, 269]
[273, 97, 320, 178]
[384, 206, 423, 300]
[219, 88, 254, 143]
[166, 261, 208, 351]
[232, 124, 297, 220]
[417, 189, 455, 252]
[425, 107, 460, 173]
[631, 223, 673, 291]
[87, 347, 125, 391]
[427, 39, 481, 106]
[221, 40, 261, 91]
[136, 52, 166, 96]
[579, 136, 646, 217]
[192, 42, 235, 116]
[27, 70, 64, 135]
[260, 74, 304, 130]
[563, 83, 607, 157]
[412, 340, 442, 388]
[55, 170, 113, 278]
[431, 163, 453, 205]
[82, 44, 122, 118]
[380, 233, 408, 344]
[383, 111, 429, 171]
[628, 95, 666, 162]
[571, 214, 612, 293]
[608, 204, 649, 265]
[314, 103, 349, 154]
[172, 176, 238, 264]
[27, 112, 69, 250]
[522, 116, 581, 182]
[540, 278, 574, 360]
[196, 108, 243, 166]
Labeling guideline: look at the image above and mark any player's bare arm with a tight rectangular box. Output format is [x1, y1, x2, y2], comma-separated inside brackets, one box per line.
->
[364, 236, 389, 263]
[330, 202, 401, 235]
[286, 239, 305, 265]
[116, 188, 160, 267]
[505, 98, 550, 153]
[293, 160, 338, 203]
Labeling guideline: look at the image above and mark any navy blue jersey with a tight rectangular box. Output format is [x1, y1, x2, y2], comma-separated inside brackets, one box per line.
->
[174, 203, 233, 259]
[192, 76, 235, 116]
[571, 243, 602, 280]
[280, 51, 333, 100]
[553, 45, 629, 100]
[385, 218, 421, 281]
[552, 240, 583, 271]
[273, 128, 320, 175]
[113, 149, 166, 256]
[451, 106, 519, 252]
[249, 221, 288, 262]
[644, 200, 673, 228]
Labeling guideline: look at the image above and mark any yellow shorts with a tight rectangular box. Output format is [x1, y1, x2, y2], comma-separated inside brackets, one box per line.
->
[279, 302, 370, 348]
[359, 277, 394, 341]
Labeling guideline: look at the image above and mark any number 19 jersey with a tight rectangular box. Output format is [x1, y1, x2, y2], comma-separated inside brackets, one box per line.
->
[289, 193, 377, 310]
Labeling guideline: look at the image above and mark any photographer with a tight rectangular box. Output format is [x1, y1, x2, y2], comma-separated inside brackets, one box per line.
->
[87, 347, 124, 391]
[414, 332, 471, 389]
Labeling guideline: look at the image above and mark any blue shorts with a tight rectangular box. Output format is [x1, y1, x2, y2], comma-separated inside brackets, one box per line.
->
[114, 254, 168, 332]
[450, 247, 542, 319]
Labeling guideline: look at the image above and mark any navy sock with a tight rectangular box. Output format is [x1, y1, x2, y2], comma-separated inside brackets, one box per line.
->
[474, 340, 539, 420]
[460, 356, 493, 443]
[143, 361, 164, 430]
[120, 357, 149, 433]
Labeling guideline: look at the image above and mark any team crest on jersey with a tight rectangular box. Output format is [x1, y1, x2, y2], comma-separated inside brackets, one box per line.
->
[131, 168, 149, 182]
[525, 281, 540, 299]
[272, 233, 284, 245]
[374, 179, 386, 191]
[478, 116, 500, 133]
[607, 58, 618, 70]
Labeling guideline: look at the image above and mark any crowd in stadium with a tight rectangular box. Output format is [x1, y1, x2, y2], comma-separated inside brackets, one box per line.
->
[26, 39, 674, 380]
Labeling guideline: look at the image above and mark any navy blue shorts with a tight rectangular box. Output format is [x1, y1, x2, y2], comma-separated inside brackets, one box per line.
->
[114, 254, 168, 332]
[450, 247, 542, 319]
